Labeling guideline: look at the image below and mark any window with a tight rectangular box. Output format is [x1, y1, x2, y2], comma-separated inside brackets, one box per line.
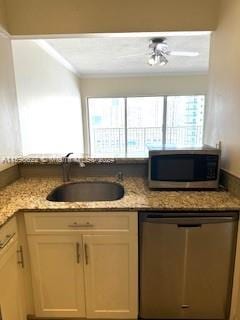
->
[127, 97, 164, 156]
[88, 95, 205, 158]
[166, 96, 205, 147]
[88, 98, 125, 157]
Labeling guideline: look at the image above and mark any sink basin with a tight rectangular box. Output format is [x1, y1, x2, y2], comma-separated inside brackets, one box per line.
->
[47, 181, 124, 202]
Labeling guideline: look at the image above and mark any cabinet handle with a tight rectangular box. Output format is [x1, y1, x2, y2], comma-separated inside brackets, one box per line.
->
[17, 245, 24, 268]
[0, 233, 16, 249]
[84, 243, 89, 265]
[76, 242, 80, 264]
[68, 222, 94, 228]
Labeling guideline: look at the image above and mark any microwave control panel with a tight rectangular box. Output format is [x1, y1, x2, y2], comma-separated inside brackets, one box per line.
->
[206, 156, 219, 180]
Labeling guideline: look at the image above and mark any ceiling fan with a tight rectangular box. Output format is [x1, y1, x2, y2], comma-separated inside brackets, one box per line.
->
[148, 37, 199, 66]
[116, 37, 200, 67]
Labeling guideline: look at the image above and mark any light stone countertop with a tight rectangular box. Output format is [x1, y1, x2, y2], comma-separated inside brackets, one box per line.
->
[0, 176, 240, 228]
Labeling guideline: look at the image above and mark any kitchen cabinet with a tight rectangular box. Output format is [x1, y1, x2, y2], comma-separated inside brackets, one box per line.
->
[83, 234, 138, 318]
[0, 218, 24, 320]
[25, 212, 138, 319]
[27, 235, 85, 318]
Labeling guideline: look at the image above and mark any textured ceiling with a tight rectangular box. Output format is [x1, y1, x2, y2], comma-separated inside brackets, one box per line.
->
[46, 34, 210, 77]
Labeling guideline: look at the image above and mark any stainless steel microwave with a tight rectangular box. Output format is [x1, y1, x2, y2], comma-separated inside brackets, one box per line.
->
[148, 146, 221, 189]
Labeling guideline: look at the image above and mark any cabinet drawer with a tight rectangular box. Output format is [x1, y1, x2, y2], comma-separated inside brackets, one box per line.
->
[0, 217, 18, 265]
[24, 212, 137, 235]
[0, 217, 17, 248]
[0, 217, 17, 238]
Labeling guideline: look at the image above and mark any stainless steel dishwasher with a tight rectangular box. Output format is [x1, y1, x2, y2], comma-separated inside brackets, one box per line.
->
[139, 211, 238, 319]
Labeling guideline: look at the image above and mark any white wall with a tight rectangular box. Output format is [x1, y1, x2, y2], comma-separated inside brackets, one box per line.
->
[80, 75, 208, 153]
[12, 40, 84, 155]
[80, 75, 208, 98]
[0, 0, 7, 31]
[0, 33, 21, 160]
[204, 0, 240, 177]
[4, 0, 219, 36]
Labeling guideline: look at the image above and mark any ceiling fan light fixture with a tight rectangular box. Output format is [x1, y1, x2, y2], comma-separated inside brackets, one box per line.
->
[148, 37, 199, 67]
[148, 38, 169, 67]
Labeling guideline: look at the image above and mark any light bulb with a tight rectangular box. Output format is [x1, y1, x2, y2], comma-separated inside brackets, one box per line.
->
[148, 53, 168, 66]
[159, 54, 168, 66]
[148, 54, 158, 66]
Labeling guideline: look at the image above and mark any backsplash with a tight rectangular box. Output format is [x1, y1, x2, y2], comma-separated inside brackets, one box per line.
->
[0, 165, 20, 188]
[19, 162, 148, 179]
[220, 170, 240, 199]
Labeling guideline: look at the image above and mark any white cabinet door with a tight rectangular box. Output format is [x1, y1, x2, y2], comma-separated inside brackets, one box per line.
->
[28, 235, 85, 318]
[0, 240, 23, 320]
[83, 234, 138, 319]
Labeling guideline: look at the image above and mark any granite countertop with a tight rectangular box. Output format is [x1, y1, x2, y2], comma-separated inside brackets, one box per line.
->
[0, 176, 240, 228]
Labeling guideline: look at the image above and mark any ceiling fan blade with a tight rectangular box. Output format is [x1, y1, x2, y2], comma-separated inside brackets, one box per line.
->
[116, 53, 143, 59]
[169, 51, 199, 57]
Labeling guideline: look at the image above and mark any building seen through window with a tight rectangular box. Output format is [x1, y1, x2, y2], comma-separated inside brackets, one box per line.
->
[88, 96, 205, 157]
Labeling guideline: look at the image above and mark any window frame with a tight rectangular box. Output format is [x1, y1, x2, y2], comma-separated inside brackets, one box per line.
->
[86, 94, 206, 158]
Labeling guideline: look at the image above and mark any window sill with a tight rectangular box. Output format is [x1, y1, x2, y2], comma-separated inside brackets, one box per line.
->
[2, 155, 148, 166]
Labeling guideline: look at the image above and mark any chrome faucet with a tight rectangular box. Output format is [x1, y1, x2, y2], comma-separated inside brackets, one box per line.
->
[62, 152, 73, 182]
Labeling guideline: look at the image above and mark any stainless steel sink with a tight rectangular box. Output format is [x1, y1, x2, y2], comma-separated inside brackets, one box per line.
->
[47, 181, 124, 202]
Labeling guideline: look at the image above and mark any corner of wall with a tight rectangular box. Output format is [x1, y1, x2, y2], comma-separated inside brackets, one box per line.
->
[0, 164, 20, 188]
[0, 31, 22, 159]
[204, 0, 240, 177]
[0, 0, 9, 34]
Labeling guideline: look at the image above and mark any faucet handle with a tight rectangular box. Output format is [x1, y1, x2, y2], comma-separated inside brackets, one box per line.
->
[116, 172, 123, 182]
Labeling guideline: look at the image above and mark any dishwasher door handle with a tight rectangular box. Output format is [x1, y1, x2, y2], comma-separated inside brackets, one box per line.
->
[143, 216, 237, 225]
[177, 223, 202, 228]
